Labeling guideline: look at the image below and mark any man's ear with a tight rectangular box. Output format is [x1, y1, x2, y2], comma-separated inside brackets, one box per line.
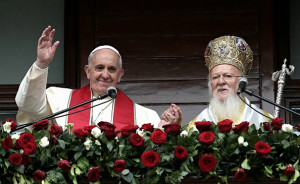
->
[118, 69, 124, 83]
[84, 65, 91, 79]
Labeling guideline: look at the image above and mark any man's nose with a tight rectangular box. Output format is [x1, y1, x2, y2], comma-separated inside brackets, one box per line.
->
[101, 69, 109, 79]
[217, 75, 226, 85]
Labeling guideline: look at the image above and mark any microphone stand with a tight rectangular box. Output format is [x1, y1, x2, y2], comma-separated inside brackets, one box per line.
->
[244, 89, 300, 117]
[13, 93, 112, 132]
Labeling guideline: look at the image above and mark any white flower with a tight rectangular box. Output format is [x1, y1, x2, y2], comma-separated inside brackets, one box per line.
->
[137, 130, 146, 137]
[91, 127, 102, 138]
[95, 140, 101, 146]
[282, 124, 293, 133]
[238, 136, 244, 145]
[11, 134, 20, 140]
[3, 121, 13, 133]
[84, 138, 92, 150]
[39, 137, 49, 148]
[238, 136, 248, 147]
[180, 130, 188, 137]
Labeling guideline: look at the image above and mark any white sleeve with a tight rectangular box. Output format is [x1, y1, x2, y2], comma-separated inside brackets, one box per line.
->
[15, 64, 50, 123]
[135, 103, 161, 128]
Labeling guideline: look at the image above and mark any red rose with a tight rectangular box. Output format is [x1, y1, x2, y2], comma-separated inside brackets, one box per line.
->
[141, 150, 160, 168]
[121, 125, 139, 137]
[49, 135, 58, 145]
[88, 167, 100, 182]
[33, 119, 49, 130]
[113, 159, 127, 173]
[1, 137, 13, 150]
[271, 117, 283, 130]
[84, 125, 98, 135]
[233, 121, 249, 133]
[98, 121, 116, 131]
[234, 168, 247, 182]
[255, 141, 271, 158]
[128, 133, 144, 147]
[198, 154, 217, 172]
[217, 119, 233, 132]
[73, 128, 89, 139]
[23, 142, 37, 155]
[140, 123, 154, 132]
[199, 131, 215, 145]
[2, 118, 17, 132]
[16, 132, 35, 149]
[174, 146, 188, 160]
[32, 170, 46, 182]
[263, 122, 272, 131]
[57, 160, 71, 172]
[105, 130, 117, 140]
[50, 124, 63, 138]
[195, 121, 213, 132]
[9, 153, 23, 165]
[296, 124, 300, 131]
[284, 165, 295, 177]
[163, 123, 181, 135]
[22, 155, 32, 166]
[150, 129, 167, 145]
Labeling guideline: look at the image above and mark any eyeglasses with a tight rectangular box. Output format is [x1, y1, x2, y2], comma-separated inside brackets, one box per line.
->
[211, 74, 242, 82]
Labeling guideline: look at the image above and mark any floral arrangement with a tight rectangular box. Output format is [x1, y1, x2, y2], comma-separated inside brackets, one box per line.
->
[0, 117, 300, 184]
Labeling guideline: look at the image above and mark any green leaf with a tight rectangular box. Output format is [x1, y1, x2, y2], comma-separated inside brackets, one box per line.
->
[130, 178, 139, 184]
[75, 167, 82, 175]
[290, 170, 300, 184]
[280, 173, 289, 181]
[106, 161, 114, 167]
[156, 167, 164, 176]
[46, 170, 67, 184]
[264, 165, 273, 175]
[181, 171, 189, 177]
[15, 165, 25, 174]
[58, 140, 66, 149]
[122, 172, 133, 183]
[132, 158, 140, 163]
[74, 152, 82, 161]
[5, 159, 10, 168]
[281, 140, 290, 149]
[70, 165, 76, 176]
[182, 162, 191, 172]
[122, 169, 130, 175]
[77, 157, 89, 169]
[161, 154, 172, 162]
[73, 145, 84, 152]
[241, 158, 251, 170]
[107, 141, 113, 152]
[0, 148, 6, 156]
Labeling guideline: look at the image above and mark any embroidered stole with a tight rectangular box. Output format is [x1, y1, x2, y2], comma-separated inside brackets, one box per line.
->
[68, 84, 134, 131]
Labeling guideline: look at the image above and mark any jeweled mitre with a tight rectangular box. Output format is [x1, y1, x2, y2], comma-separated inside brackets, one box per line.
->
[204, 36, 253, 75]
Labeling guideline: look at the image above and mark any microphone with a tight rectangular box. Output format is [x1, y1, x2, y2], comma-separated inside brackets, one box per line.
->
[237, 77, 248, 95]
[107, 86, 117, 99]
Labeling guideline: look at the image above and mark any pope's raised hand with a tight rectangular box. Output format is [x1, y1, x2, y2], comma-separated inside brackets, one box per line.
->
[35, 26, 60, 69]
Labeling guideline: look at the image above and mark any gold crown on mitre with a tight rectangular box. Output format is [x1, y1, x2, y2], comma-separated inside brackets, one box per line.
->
[204, 36, 253, 75]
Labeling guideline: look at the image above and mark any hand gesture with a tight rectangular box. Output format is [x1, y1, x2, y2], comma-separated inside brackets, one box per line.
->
[35, 26, 60, 69]
[159, 104, 182, 127]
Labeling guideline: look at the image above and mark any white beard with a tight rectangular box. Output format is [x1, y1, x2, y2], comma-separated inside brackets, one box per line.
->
[208, 83, 243, 123]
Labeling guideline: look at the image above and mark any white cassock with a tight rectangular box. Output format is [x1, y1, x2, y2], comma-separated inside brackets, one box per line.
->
[15, 64, 160, 130]
[187, 97, 272, 130]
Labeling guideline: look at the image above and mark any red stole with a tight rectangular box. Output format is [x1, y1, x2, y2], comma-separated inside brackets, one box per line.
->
[68, 84, 134, 131]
